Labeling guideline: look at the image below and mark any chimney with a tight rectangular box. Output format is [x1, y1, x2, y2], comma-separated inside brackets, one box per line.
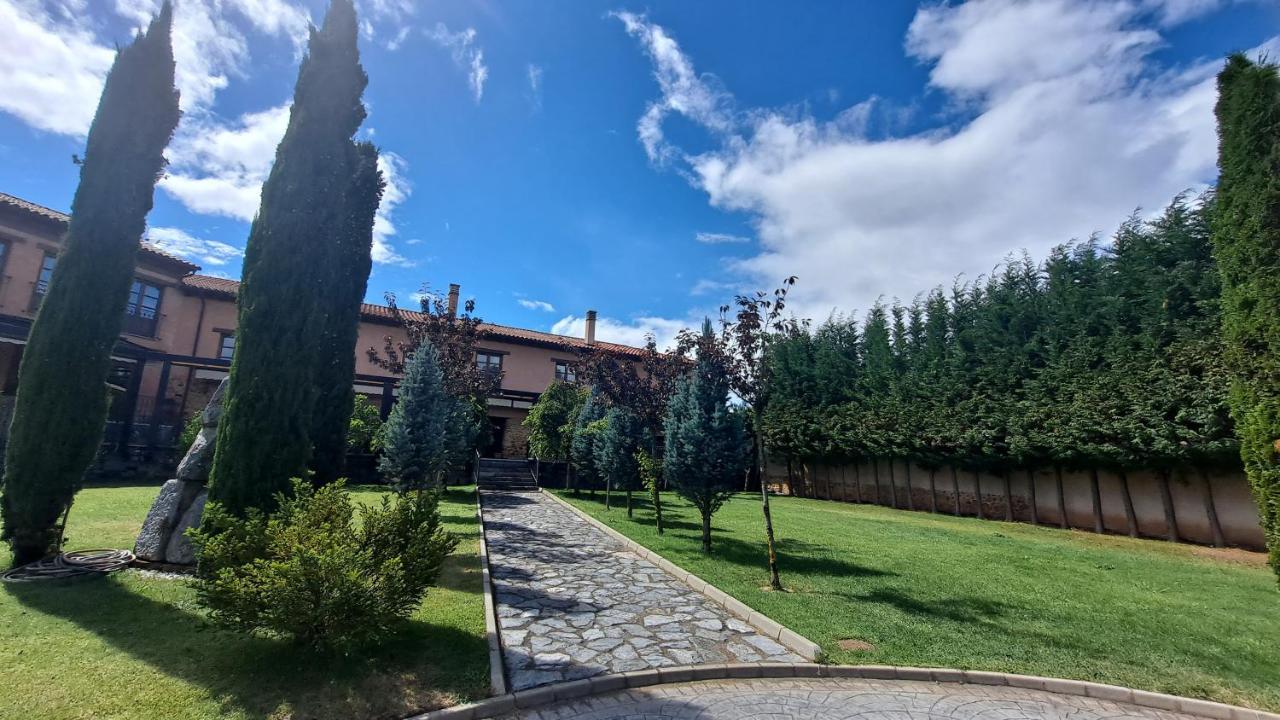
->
[585, 309, 597, 345]
[446, 283, 460, 316]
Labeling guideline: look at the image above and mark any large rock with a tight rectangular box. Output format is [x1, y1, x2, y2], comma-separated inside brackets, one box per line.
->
[134, 479, 200, 561]
[163, 489, 207, 565]
[175, 429, 214, 481]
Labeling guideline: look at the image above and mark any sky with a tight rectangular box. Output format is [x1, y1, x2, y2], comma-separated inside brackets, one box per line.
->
[1, 0, 1277, 349]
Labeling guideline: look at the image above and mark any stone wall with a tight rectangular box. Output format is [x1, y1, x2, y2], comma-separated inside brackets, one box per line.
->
[766, 458, 1266, 551]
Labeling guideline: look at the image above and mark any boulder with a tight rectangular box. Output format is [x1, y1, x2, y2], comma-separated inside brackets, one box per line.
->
[163, 489, 207, 565]
[134, 479, 199, 561]
[175, 429, 214, 481]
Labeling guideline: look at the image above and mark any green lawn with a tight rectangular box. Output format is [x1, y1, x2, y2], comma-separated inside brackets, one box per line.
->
[558, 489, 1280, 711]
[1, 484, 489, 720]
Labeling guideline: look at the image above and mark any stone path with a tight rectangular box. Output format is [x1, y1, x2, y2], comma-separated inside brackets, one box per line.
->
[491, 677, 1211, 720]
[480, 491, 801, 691]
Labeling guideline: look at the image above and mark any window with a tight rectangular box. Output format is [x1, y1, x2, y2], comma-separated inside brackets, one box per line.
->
[30, 252, 55, 310]
[218, 333, 235, 361]
[476, 351, 503, 375]
[554, 360, 576, 383]
[122, 280, 163, 336]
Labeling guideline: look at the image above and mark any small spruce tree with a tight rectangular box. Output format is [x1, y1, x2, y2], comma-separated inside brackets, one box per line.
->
[571, 388, 606, 495]
[1212, 53, 1280, 578]
[664, 320, 749, 553]
[595, 407, 644, 516]
[379, 341, 466, 490]
[1, 4, 178, 566]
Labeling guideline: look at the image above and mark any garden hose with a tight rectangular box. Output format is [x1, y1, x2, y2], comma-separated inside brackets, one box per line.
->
[1, 549, 134, 582]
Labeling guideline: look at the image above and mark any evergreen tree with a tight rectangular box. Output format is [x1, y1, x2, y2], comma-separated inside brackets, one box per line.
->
[595, 407, 644, 516]
[1212, 53, 1280, 577]
[209, 0, 374, 513]
[571, 388, 606, 494]
[1, 5, 178, 566]
[664, 321, 749, 553]
[378, 341, 466, 490]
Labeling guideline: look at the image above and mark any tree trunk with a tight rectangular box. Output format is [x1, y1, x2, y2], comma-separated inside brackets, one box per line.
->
[1002, 470, 1013, 522]
[1200, 469, 1224, 548]
[757, 435, 783, 591]
[626, 489, 633, 518]
[904, 461, 915, 511]
[1026, 468, 1038, 526]
[1089, 468, 1103, 533]
[929, 468, 937, 513]
[605, 475, 612, 510]
[1118, 470, 1138, 538]
[653, 480, 664, 535]
[786, 458, 795, 496]
[1055, 466, 1068, 529]
[951, 466, 961, 516]
[701, 509, 712, 553]
[1158, 469, 1179, 542]
[974, 470, 984, 520]
[568, 463, 577, 496]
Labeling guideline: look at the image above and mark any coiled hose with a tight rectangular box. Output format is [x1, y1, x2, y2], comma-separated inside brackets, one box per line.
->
[1, 549, 134, 582]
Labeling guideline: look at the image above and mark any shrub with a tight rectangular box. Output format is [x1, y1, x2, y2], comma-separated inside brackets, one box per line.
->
[178, 413, 201, 454]
[192, 480, 457, 650]
[346, 394, 384, 453]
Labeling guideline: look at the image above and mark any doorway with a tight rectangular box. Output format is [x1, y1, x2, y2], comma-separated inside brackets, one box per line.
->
[485, 417, 507, 458]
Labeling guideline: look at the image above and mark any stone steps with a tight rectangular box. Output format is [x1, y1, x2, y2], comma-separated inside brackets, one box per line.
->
[477, 458, 537, 492]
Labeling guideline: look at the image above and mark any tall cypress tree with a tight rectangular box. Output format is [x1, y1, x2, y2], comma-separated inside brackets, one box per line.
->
[1211, 54, 1280, 578]
[1, 5, 178, 566]
[209, 0, 374, 514]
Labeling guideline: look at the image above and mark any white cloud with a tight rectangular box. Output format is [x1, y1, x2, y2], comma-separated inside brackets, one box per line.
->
[0, 1, 114, 136]
[147, 226, 242, 266]
[527, 63, 544, 110]
[1144, 0, 1226, 26]
[690, 278, 737, 296]
[613, 10, 734, 164]
[695, 231, 750, 244]
[373, 151, 414, 266]
[617, 2, 1268, 323]
[518, 298, 555, 312]
[426, 22, 488, 103]
[551, 313, 694, 352]
[161, 103, 291, 220]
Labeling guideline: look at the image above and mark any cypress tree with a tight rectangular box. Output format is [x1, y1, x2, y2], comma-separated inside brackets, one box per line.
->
[209, 0, 375, 514]
[1, 5, 178, 566]
[664, 320, 749, 553]
[1211, 54, 1280, 578]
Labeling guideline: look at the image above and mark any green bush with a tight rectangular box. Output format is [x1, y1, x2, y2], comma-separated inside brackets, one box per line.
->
[192, 480, 457, 650]
[346, 394, 384, 453]
[178, 413, 201, 454]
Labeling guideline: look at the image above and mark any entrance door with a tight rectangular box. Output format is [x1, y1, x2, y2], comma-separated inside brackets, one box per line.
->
[486, 417, 507, 458]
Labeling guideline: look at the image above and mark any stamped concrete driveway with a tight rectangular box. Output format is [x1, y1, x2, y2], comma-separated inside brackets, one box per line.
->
[491, 677, 1214, 720]
[480, 491, 800, 691]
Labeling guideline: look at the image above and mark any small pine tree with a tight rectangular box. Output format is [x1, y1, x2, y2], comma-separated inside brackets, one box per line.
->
[571, 388, 606, 495]
[1212, 53, 1280, 579]
[664, 321, 749, 553]
[209, 0, 375, 514]
[378, 341, 468, 490]
[1, 4, 178, 566]
[595, 407, 644, 516]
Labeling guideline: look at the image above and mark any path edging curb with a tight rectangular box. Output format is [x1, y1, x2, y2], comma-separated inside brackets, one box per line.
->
[409, 663, 1280, 720]
[539, 489, 823, 661]
[474, 490, 507, 696]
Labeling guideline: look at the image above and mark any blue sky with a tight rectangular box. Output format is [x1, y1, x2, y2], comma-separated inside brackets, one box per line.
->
[1, 0, 1277, 348]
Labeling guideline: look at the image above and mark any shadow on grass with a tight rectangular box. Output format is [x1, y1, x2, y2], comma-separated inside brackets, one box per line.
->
[6, 562, 488, 719]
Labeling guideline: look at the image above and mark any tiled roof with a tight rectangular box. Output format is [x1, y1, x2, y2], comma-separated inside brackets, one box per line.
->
[180, 274, 648, 357]
[0, 191, 200, 272]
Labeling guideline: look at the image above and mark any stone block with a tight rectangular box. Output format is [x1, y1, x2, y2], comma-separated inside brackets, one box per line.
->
[163, 489, 207, 565]
[134, 480, 192, 561]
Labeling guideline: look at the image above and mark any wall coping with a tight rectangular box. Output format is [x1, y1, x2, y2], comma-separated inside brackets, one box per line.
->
[409, 663, 1280, 720]
[539, 488, 823, 661]
[473, 490, 507, 696]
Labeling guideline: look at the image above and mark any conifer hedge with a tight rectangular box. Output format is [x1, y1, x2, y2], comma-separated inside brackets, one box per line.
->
[210, 0, 377, 513]
[1212, 54, 1280, 578]
[1, 4, 178, 566]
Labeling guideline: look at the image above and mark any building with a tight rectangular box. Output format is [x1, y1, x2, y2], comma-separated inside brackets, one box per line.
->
[0, 191, 644, 459]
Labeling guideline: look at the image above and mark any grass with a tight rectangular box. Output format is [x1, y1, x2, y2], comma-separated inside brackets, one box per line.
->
[558, 489, 1280, 711]
[1, 484, 489, 720]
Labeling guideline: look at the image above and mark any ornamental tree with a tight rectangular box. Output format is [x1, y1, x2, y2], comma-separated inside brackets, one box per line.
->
[1212, 53, 1280, 578]
[1, 3, 178, 566]
[664, 320, 749, 553]
[379, 341, 472, 490]
[210, 0, 377, 514]
[595, 407, 645, 516]
[525, 381, 585, 461]
[570, 388, 606, 495]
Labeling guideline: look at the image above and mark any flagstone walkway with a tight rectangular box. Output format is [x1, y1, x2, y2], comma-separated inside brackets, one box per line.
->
[480, 491, 801, 691]
[490, 677, 1213, 720]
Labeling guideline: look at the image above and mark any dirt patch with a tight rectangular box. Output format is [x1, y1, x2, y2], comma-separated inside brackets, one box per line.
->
[837, 638, 876, 652]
